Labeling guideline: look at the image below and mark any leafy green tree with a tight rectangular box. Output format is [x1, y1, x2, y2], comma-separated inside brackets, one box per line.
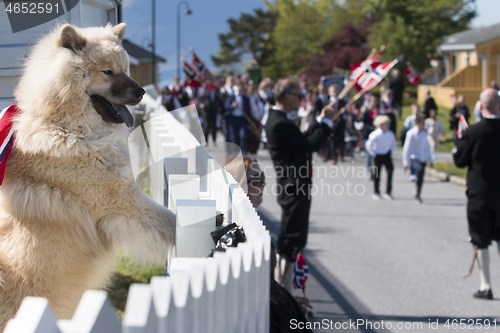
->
[368, 0, 476, 70]
[263, 0, 329, 79]
[211, 8, 278, 69]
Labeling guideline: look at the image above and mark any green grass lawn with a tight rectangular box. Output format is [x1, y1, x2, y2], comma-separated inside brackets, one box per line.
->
[396, 103, 475, 153]
[432, 162, 468, 179]
[396, 100, 469, 179]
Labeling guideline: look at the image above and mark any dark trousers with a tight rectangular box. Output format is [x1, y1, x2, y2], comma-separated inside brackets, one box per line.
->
[374, 152, 394, 195]
[467, 191, 500, 249]
[411, 159, 426, 198]
[203, 110, 217, 144]
[330, 137, 345, 161]
[227, 115, 247, 154]
[277, 183, 311, 262]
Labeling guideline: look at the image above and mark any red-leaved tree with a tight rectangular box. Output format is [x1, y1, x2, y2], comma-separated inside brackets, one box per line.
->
[299, 20, 374, 87]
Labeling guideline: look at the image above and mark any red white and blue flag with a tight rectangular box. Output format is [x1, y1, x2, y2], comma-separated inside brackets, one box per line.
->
[404, 64, 421, 85]
[292, 253, 309, 290]
[191, 49, 216, 84]
[0, 105, 17, 185]
[355, 59, 399, 92]
[349, 48, 383, 83]
[457, 114, 469, 139]
[182, 61, 201, 88]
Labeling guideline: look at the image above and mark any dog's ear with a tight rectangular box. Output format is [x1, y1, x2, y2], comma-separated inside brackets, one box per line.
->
[112, 23, 126, 41]
[59, 24, 86, 53]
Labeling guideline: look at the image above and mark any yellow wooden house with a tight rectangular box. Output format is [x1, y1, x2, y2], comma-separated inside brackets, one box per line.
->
[122, 39, 166, 87]
[418, 23, 500, 109]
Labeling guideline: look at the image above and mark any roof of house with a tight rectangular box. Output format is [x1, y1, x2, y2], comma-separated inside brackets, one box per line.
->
[122, 39, 166, 63]
[440, 22, 500, 52]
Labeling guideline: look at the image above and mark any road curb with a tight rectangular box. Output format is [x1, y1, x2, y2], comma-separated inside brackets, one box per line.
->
[425, 167, 466, 187]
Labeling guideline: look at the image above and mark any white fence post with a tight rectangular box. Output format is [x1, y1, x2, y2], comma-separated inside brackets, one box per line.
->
[4, 297, 60, 333]
[162, 158, 188, 207]
[175, 199, 216, 258]
[168, 175, 200, 211]
[122, 284, 157, 333]
[64, 290, 120, 333]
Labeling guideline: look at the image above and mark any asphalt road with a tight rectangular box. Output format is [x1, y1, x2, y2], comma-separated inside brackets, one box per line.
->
[203, 136, 500, 333]
[254, 148, 500, 333]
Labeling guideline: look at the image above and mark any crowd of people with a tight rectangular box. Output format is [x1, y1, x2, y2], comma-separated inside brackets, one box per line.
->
[161, 71, 500, 310]
[159, 70, 410, 161]
[159, 71, 450, 205]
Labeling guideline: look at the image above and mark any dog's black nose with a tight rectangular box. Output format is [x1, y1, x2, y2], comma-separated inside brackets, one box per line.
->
[134, 87, 145, 99]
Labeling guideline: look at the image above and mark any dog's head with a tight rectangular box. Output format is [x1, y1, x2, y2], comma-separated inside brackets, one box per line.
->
[16, 23, 144, 129]
[58, 24, 144, 128]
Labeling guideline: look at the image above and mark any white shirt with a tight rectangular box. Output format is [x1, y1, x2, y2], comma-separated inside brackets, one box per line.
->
[366, 128, 397, 156]
[402, 126, 434, 166]
[232, 91, 244, 117]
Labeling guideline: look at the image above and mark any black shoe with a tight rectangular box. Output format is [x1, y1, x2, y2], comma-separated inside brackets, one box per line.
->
[473, 289, 493, 300]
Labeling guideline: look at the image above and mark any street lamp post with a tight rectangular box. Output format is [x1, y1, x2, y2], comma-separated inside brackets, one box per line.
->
[151, 0, 156, 87]
[177, 1, 192, 78]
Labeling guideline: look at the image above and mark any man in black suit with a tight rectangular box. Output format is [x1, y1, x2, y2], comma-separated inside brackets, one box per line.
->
[197, 82, 223, 146]
[389, 69, 405, 118]
[454, 88, 500, 300]
[265, 76, 338, 291]
[423, 90, 437, 119]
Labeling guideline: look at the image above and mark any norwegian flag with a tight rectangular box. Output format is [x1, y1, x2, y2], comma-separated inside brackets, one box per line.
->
[0, 105, 17, 185]
[404, 64, 421, 85]
[182, 61, 201, 88]
[355, 59, 399, 92]
[457, 114, 469, 139]
[292, 253, 309, 290]
[191, 49, 215, 83]
[349, 48, 383, 83]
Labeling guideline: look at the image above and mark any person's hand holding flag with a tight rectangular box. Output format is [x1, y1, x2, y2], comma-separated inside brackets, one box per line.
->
[457, 114, 469, 139]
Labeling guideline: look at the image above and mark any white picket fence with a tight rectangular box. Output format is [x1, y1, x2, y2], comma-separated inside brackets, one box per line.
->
[5, 93, 271, 333]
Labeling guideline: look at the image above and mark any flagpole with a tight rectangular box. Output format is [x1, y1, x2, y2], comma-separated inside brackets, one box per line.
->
[303, 288, 308, 320]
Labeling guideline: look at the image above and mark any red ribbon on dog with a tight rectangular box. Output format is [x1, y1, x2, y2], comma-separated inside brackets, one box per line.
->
[0, 105, 17, 185]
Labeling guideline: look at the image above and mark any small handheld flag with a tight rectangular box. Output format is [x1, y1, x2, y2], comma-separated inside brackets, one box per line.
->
[457, 114, 469, 139]
[0, 105, 17, 185]
[292, 253, 309, 290]
[404, 63, 421, 85]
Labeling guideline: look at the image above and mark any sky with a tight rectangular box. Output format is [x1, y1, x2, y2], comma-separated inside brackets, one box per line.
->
[122, 0, 266, 88]
[122, 0, 500, 89]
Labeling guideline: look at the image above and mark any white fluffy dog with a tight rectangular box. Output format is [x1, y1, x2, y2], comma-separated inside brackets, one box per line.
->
[0, 23, 176, 330]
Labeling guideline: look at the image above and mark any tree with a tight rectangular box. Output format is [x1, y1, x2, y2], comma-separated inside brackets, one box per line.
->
[263, 0, 330, 79]
[299, 20, 374, 86]
[368, 0, 476, 70]
[211, 8, 278, 69]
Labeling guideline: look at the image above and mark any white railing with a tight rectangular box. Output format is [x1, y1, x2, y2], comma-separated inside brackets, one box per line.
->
[5, 93, 270, 333]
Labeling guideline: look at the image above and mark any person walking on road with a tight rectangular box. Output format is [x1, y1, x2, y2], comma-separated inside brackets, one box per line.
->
[453, 88, 500, 300]
[402, 113, 434, 204]
[366, 115, 397, 201]
[265, 76, 337, 291]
